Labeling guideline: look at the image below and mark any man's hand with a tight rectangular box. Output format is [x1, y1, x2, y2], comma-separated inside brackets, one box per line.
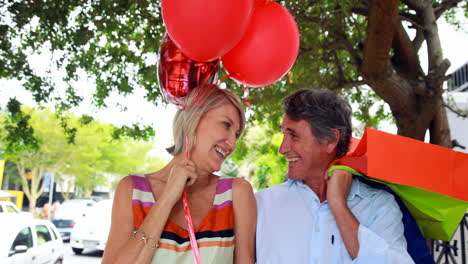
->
[325, 169, 353, 210]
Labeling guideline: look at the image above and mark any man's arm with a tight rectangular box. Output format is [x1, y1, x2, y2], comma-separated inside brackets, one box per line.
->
[327, 170, 414, 263]
[326, 170, 359, 259]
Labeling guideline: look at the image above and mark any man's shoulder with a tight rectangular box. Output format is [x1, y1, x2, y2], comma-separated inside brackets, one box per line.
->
[357, 179, 394, 198]
[356, 179, 399, 207]
[255, 181, 291, 201]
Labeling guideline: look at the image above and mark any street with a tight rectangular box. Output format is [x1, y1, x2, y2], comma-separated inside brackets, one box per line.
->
[63, 242, 102, 264]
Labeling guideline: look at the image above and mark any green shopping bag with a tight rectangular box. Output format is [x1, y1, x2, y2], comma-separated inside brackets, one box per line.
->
[330, 165, 468, 241]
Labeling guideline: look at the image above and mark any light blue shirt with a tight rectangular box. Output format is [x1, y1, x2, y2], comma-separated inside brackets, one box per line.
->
[255, 179, 414, 264]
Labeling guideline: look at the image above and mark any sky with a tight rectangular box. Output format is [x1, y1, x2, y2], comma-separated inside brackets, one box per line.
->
[1, 11, 467, 158]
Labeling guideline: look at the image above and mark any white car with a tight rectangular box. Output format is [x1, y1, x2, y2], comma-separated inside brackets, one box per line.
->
[0, 201, 21, 213]
[70, 199, 112, 254]
[0, 201, 33, 218]
[51, 199, 95, 241]
[0, 215, 64, 264]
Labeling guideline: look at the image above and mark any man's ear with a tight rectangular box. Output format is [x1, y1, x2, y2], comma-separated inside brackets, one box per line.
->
[325, 128, 340, 154]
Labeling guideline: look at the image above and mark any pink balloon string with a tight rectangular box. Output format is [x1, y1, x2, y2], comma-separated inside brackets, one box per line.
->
[182, 191, 201, 264]
[192, 74, 231, 106]
[184, 135, 202, 264]
[242, 86, 253, 110]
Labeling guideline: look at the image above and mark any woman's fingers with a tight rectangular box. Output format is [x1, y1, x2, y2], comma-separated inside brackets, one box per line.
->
[186, 173, 197, 186]
[169, 159, 198, 186]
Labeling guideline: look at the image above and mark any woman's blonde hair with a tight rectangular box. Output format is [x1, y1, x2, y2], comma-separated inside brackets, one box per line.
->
[166, 86, 246, 156]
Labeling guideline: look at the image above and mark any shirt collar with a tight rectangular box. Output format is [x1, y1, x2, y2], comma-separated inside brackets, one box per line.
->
[286, 178, 377, 200]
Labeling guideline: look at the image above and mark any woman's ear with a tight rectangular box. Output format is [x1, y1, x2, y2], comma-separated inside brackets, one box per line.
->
[325, 128, 340, 154]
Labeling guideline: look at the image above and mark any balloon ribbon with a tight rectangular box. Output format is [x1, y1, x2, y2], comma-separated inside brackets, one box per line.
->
[183, 135, 201, 264]
[242, 86, 252, 110]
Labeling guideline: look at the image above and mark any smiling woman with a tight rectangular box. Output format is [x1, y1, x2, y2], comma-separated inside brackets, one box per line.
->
[102, 85, 256, 264]
[166, 85, 246, 157]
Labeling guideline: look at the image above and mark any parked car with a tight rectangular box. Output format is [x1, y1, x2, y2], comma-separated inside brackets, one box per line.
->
[70, 199, 112, 254]
[0, 201, 21, 213]
[51, 199, 95, 241]
[0, 201, 33, 218]
[0, 214, 64, 264]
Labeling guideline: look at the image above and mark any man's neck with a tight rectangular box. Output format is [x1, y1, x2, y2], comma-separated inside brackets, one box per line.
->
[302, 175, 328, 203]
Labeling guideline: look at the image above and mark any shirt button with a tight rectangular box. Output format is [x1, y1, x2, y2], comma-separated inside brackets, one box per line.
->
[313, 258, 318, 263]
[315, 226, 320, 232]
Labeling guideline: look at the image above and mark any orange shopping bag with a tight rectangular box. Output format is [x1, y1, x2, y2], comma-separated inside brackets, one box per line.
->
[332, 128, 468, 240]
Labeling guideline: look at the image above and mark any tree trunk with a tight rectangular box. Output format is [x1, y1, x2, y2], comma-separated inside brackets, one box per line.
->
[17, 159, 47, 214]
[363, 0, 451, 147]
[58, 176, 74, 200]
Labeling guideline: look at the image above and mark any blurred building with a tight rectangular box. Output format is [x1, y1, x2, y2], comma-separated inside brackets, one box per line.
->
[447, 62, 468, 92]
[445, 61, 468, 154]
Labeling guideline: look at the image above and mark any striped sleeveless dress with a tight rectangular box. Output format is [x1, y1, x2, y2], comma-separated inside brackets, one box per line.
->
[131, 174, 235, 264]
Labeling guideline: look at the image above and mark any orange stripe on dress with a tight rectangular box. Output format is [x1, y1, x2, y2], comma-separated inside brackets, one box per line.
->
[162, 206, 234, 237]
[133, 202, 233, 232]
[132, 204, 149, 229]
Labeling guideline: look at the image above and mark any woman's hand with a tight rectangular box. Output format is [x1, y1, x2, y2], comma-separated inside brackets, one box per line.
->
[160, 159, 197, 206]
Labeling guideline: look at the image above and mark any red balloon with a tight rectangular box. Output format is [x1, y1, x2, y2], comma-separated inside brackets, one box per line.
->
[221, 1, 300, 87]
[158, 35, 219, 106]
[162, 0, 255, 62]
[254, 0, 268, 9]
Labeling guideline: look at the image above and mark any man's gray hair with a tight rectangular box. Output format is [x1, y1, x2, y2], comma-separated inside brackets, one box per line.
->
[282, 88, 352, 158]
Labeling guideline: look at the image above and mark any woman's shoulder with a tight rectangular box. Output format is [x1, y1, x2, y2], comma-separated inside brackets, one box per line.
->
[117, 174, 140, 187]
[116, 174, 133, 187]
[113, 175, 135, 197]
[115, 174, 151, 194]
[231, 177, 254, 197]
[232, 177, 252, 188]
[230, 177, 256, 219]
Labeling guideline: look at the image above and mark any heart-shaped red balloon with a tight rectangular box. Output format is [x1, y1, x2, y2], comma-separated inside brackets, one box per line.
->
[158, 35, 220, 106]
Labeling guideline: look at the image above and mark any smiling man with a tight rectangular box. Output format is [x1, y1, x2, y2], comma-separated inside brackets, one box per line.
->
[255, 89, 414, 264]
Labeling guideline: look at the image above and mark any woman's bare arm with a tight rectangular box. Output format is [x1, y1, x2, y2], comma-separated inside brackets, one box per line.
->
[102, 159, 197, 264]
[102, 176, 174, 264]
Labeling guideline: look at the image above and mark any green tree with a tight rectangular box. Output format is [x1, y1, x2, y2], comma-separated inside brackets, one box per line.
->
[1, 105, 70, 212]
[231, 122, 287, 190]
[1, 0, 466, 147]
[0, 105, 159, 211]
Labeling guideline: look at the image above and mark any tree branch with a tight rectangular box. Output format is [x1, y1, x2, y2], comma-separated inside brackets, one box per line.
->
[434, 0, 464, 19]
[421, 3, 444, 73]
[412, 29, 425, 52]
[443, 101, 468, 118]
[451, 139, 466, 150]
[327, 12, 363, 69]
[331, 50, 366, 90]
[426, 59, 451, 94]
[366, 63, 414, 117]
[429, 100, 452, 147]
[336, 33, 363, 69]
[401, 0, 426, 12]
[363, 0, 399, 80]
[399, 14, 424, 30]
[392, 19, 425, 79]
